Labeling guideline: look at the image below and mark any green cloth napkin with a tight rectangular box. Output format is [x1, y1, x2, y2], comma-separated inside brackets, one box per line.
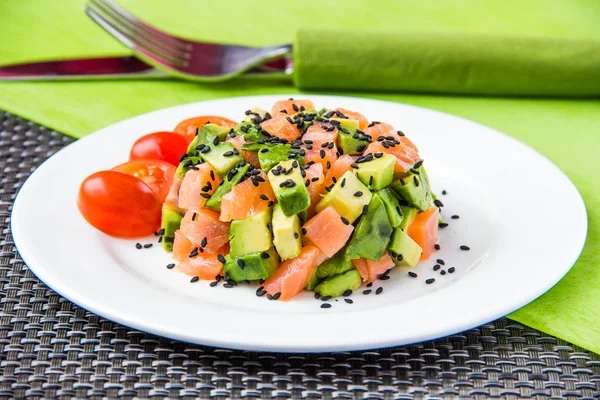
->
[295, 30, 600, 96]
[1, 0, 599, 354]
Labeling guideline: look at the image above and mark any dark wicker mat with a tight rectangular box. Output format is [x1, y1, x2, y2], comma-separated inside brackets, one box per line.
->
[0, 111, 598, 399]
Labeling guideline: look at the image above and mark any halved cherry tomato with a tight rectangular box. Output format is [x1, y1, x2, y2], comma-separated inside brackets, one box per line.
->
[77, 171, 162, 237]
[112, 159, 176, 203]
[130, 131, 191, 166]
[174, 116, 238, 141]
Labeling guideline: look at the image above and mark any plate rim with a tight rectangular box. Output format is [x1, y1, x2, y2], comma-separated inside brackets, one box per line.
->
[11, 94, 588, 352]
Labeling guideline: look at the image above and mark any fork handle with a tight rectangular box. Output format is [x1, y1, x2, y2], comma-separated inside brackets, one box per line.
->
[293, 29, 600, 97]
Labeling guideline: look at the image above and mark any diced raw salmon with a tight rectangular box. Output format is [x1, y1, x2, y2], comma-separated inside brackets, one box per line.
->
[263, 245, 320, 301]
[304, 145, 339, 172]
[303, 122, 338, 146]
[227, 135, 260, 169]
[220, 171, 275, 221]
[407, 207, 439, 259]
[302, 206, 354, 257]
[333, 108, 369, 130]
[260, 113, 301, 142]
[180, 207, 229, 253]
[177, 246, 227, 280]
[352, 252, 395, 283]
[323, 154, 354, 188]
[178, 164, 218, 210]
[271, 99, 315, 115]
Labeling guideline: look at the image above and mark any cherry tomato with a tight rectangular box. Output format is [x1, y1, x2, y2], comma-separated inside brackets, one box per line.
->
[112, 159, 176, 203]
[130, 131, 191, 166]
[77, 171, 162, 237]
[174, 116, 238, 141]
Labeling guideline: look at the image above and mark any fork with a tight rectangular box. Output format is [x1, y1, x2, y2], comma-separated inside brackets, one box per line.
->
[84, 0, 293, 81]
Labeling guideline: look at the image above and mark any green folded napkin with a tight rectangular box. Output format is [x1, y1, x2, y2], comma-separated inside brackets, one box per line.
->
[0, 0, 599, 354]
[295, 30, 600, 96]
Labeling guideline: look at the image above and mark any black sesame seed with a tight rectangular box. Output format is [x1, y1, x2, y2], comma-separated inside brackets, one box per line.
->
[190, 276, 199, 283]
[376, 287, 383, 295]
[413, 176, 420, 187]
[314, 292, 321, 299]
[319, 149, 326, 158]
[362, 204, 369, 215]
[460, 245, 470, 251]
[440, 270, 446, 275]
[451, 215, 460, 219]
[344, 299, 353, 304]
[143, 243, 153, 248]
[261, 252, 270, 259]
[439, 223, 449, 228]
[379, 275, 390, 280]
[437, 259, 445, 265]
[435, 244, 441, 250]
[224, 283, 234, 288]
[217, 254, 226, 264]
[135, 243, 142, 249]
[434, 199, 444, 207]
[321, 296, 332, 301]
[326, 161, 331, 169]
[251, 178, 259, 187]
[442, 190, 447, 195]
[369, 176, 374, 186]
[302, 228, 307, 235]
[321, 303, 331, 309]
[200, 193, 211, 199]
[343, 290, 353, 297]
[294, 232, 299, 239]
[292, 104, 299, 112]
[354, 191, 363, 197]
[267, 201, 274, 207]
[351, 163, 358, 169]
[448, 267, 456, 273]
[223, 151, 234, 157]
[273, 292, 282, 300]
[433, 264, 441, 271]
[408, 271, 418, 278]
[410, 168, 419, 174]
[166, 263, 175, 269]
[426, 278, 435, 284]
[237, 259, 245, 268]
[367, 282, 373, 287]
[201, 146, 211, 154]
[260, 194, 269, 201]
[363, 289, 372, 295]
[256, 289, 266, 297]
[210, 281, 218, 287]
[399, 178, 406, 185]
[305, 179, 310, 187]
[340, 216, 350, 225]
[341, 178, 346, 187]
[200, 237, 208, 248]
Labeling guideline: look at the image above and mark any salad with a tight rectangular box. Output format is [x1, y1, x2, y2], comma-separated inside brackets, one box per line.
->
[78, 99, 442, 302]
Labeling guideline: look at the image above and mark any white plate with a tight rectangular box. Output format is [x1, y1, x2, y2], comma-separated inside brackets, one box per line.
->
[11, 95, 587, 352]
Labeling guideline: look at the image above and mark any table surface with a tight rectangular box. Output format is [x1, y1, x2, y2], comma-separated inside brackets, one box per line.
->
[0, 110, 598, 399]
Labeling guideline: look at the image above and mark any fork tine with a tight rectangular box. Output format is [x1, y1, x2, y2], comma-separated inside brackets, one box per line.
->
[93, 0, 191, 52]
[89, 0, 189, 60]
[85, 5, 186, 68]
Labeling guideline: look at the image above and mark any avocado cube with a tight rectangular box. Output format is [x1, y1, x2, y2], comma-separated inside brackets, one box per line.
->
[201, 141, 244, 177]
[175, 124, 231, 177]
[229, 209, 273, 257]
[204, 163, 250, 213]
[316, 246, 354, 279]
[160, 204, 183, 252]
[268, 160, 310, 216]
[355, 154, 395, 190]
[377, 188, 403, 228]
[305, 268, 321, 291]
[314, 269, 362, 298]
[316, 171, 372, 223]
[253, 144, 304, 173]
[223, 247, 280, 282]
[346, 194, 393, 261]
[331, 118, 369, 155]
[242, 107, 270, 123]
[271, 204, 302, 260]
[234, 121, 268, 142]
[399, 205, 419, 231]
[390, 168, 432, 212]
[388, 228, 422, 268]
[175, 155, 203, 177]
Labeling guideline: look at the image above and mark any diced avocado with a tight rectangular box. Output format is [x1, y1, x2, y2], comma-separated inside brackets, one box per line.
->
[234, 121, 268, 143]
[355, 154, 395, 190]
[305, 268, 321, 291]
[390, 167, 432, 212]
[160, 204, 183, 252]
[272, 204, 302, 260]
[399, 205, 419, 230]
[243, 107, 270, 123]
[316, 247, 354, 279]
[223, 247, 279, 282]
[201, 141, 244, 177]
[204, 162, 250, 212]
[378, 188, 403, 228]
[316, 171, 372, 223]
[267, 160, 310, 216]
[330, 118, 369, 155]
[242, 143, 304, 173]
[346, 194, 393, 261]
[298, 210, 309, 224]
[175, 124, 229, 177]
[229, 209, 273, 257]
[314, 269, 362, 298]
[388, 228, 422, 268]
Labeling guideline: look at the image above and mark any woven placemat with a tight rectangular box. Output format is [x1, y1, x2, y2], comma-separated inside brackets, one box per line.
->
[0, 111, 599, 400]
